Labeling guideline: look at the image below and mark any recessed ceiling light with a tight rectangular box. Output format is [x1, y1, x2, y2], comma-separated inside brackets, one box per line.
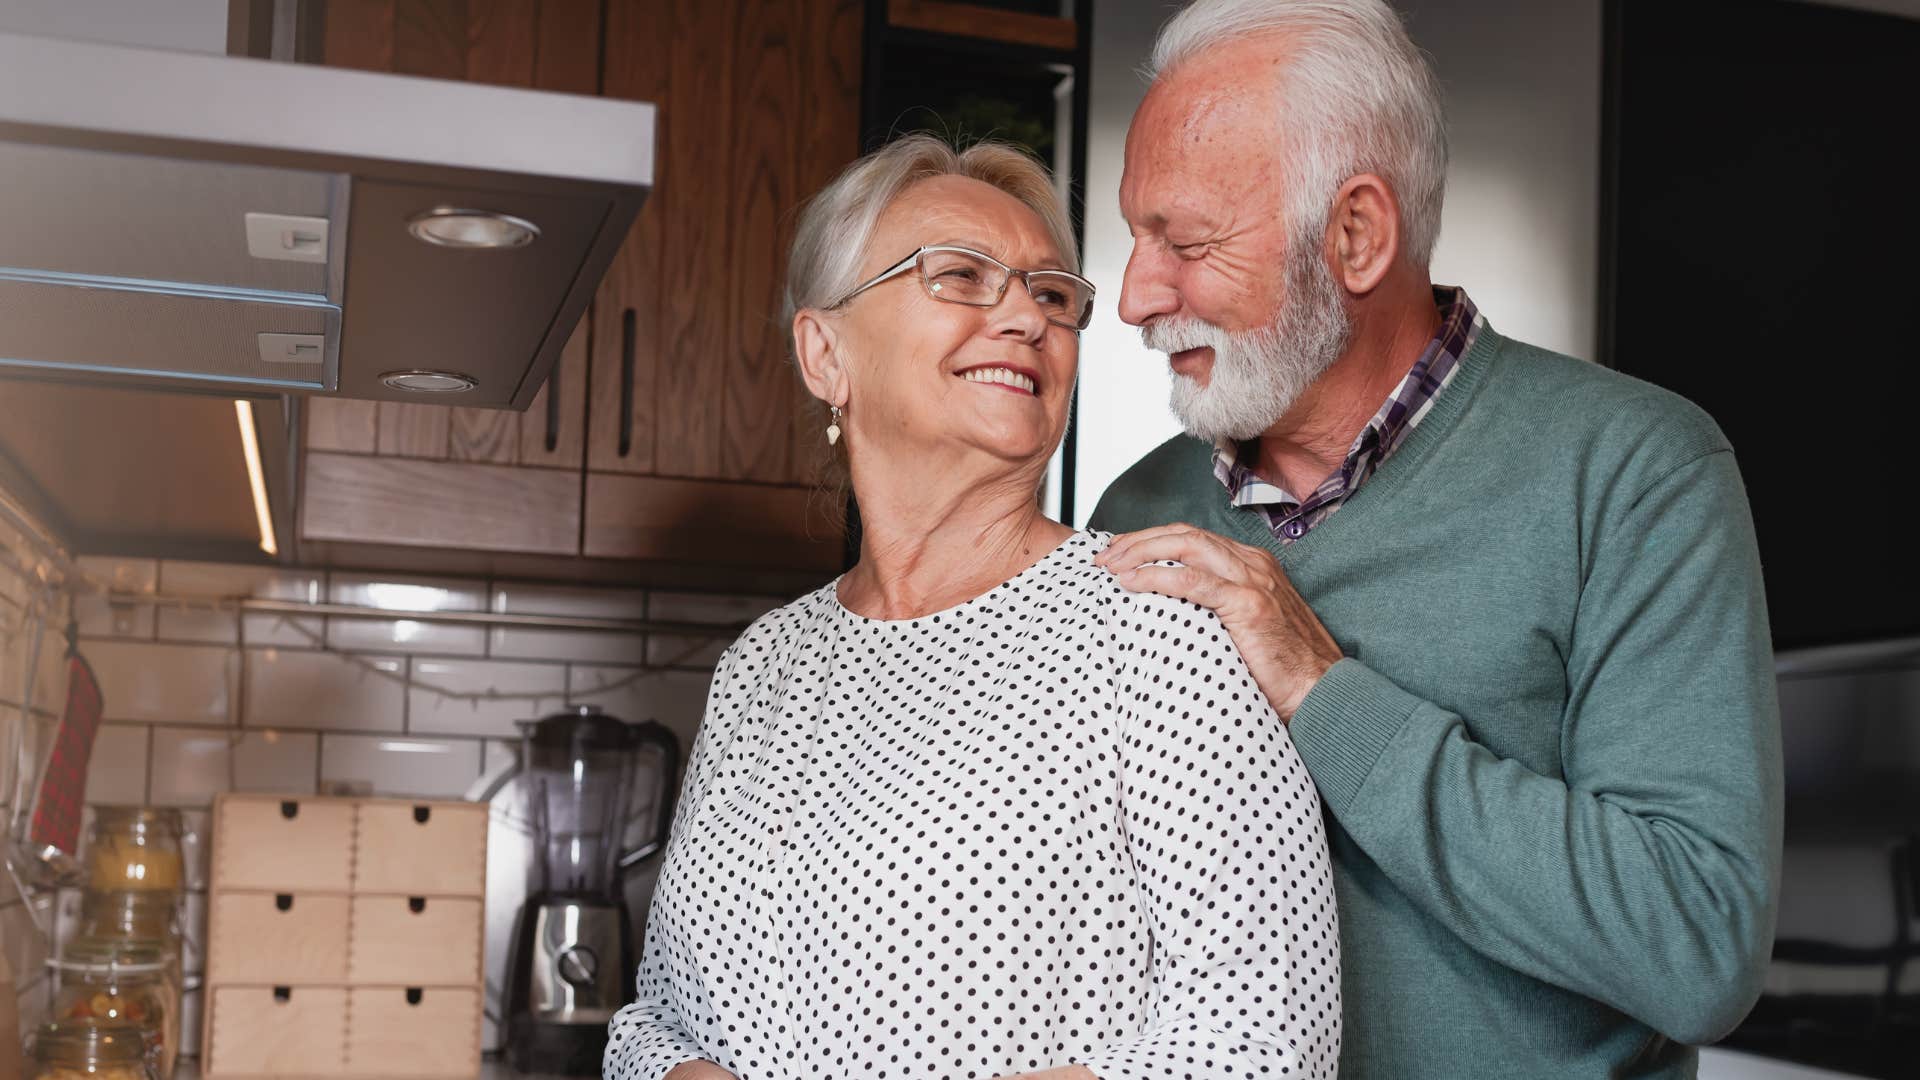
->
[380, 369, 477, 393]
[406, 208, 540, 249]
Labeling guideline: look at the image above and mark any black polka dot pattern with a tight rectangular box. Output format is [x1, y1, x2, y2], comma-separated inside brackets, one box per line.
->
[605, 532, 1341, 1079]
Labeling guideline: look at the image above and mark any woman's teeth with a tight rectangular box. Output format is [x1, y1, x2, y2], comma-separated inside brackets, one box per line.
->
[960, 367, 1036, 394]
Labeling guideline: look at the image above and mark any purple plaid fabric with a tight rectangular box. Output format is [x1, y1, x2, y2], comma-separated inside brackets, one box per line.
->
[1213, 286, 1483, 543]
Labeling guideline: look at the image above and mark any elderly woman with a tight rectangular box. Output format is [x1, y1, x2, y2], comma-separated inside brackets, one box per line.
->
[604, 134, 1340, 1080]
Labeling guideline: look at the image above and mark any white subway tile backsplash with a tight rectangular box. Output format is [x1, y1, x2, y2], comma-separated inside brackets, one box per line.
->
[645, 634, 730, 670]
[148, 728, 318, 807]
[320, 735, 481, 799]
[486, 583, 647, 663]
[408, 658, 566, 738]
[648, 590, 786, 626]
[73, 556, 157, 640]
[567, 666, 714, 751]
[157, 560, 327, 647]
[84, 723, 149, 806]
[328, 573, 487, 656]
[245, 648, 405, 731]
[84, 640, 235, 724]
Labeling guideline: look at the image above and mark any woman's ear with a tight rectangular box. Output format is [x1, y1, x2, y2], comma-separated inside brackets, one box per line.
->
[792, 309, 849, 407]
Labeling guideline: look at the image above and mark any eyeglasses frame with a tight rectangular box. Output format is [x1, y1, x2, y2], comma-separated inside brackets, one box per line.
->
[828, 244, 1097, 331]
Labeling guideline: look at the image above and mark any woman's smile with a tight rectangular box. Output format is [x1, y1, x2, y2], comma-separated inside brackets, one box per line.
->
[954, 363, 1040, 395]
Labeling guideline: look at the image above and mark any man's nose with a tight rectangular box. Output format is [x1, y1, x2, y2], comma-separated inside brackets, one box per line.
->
[1118, 244, 1177, 327]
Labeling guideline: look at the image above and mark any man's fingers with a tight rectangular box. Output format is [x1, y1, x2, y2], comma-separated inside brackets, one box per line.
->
[1099, 528, 1238, 578]
[1111, 562, 1226, 608]
[1094, 522, 1200, 567]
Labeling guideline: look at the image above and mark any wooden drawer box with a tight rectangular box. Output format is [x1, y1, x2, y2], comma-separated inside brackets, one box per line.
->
[344, 987, 482, 1077]
[214, 796, 355, 892]
[207, 986, 348, 1076]
[353, 801, 488, 896]
[209, 892, 350, 985]
[347, 896, 483, 986]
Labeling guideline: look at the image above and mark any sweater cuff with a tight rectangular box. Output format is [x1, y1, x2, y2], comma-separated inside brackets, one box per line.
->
[1288, 658, 1423, 814]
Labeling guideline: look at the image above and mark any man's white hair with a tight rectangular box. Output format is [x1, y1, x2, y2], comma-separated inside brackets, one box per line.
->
[1149, 0, 1449, 267]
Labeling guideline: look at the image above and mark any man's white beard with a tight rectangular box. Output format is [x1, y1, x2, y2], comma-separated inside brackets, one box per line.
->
[1143, 247, 1352, 443]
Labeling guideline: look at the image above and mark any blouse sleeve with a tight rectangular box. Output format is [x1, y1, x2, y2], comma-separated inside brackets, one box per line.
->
[604, 647, 740, 1080]
[1075, 590, 1343, 1080]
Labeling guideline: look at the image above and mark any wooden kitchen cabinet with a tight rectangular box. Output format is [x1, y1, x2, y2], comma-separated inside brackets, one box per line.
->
[301, 0, 857, 577]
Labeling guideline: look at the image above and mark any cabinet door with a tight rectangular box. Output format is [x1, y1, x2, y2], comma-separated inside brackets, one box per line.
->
[589, 0, 862, 486]
[319, 0, 596, 471]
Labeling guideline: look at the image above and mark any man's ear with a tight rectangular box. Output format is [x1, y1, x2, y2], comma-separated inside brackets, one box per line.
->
[1326, 173, 1402, 297]
[792, 309, 849, 407]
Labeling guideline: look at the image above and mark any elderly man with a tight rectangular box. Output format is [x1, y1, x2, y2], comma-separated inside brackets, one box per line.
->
[1089, 1, 1783, 1077]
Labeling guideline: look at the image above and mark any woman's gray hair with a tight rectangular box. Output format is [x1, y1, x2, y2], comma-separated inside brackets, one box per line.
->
[782, 133, 1079, 328]
[1149, 0, 1449, 268]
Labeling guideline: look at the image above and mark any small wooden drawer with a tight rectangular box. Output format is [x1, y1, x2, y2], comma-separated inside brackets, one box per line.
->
[208, 986, 347, 1076]
[344, 987, 481, 1077]
[214, 796, 355, 892]
[347, 895, 483, 986]
[208, 892, 350, 985]
[352, 801, 488, 896]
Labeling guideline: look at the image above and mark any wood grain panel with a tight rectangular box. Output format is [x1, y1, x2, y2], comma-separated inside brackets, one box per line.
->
[583, 472, 842, 570]
[654, 0, 735, 478]
[531, 0, 603, 95]
[518, 315, 589, 468]
[590, 0, 672, 476]
[304, 452, 580, 554]
[322, 0, 397, 70]
[306, 398, 379, 454]
[461, 0, 536, 88]
[375, 402, 450, 458]
[788, 0, 863, 483]
[447, 406, 519, 463]
[719, 0, 799, 481]
[393, 0, 470, 78]
[886, 0, 1076, 51]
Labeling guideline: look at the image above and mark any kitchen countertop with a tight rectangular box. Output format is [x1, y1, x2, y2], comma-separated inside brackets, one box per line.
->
[170, 1047, 1868, 1080]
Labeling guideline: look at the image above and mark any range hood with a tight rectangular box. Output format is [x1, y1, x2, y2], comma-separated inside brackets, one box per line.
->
[0, 30, 654, 409]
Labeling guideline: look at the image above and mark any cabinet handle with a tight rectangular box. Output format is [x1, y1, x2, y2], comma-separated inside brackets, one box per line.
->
[544, 357, 561, 454]
[412, 805, 432, 824]
[275, 894, 293, 912]
[618, 307, 636, 458]
[408, 897, 427, 914]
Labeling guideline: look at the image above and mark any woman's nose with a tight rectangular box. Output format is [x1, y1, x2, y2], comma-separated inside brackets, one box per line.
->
[988, 277, 1050, 341]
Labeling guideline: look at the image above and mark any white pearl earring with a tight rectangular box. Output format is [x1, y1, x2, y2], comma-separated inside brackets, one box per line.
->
[826, 405, 842, 446]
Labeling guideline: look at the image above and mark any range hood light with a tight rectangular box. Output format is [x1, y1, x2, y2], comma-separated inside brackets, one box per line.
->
[233, 400, 278, 557]
[406, 208, 540, 250]
[380, 370, 478, 394]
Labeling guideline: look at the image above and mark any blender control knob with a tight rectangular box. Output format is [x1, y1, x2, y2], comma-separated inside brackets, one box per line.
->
[557, 945, 600, 988]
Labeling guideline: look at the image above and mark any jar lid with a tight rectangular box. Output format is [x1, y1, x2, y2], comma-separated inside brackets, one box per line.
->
[31, 1020, 151, 1064]
[90, 806, 184, 829]
[50, 937, 171, 975]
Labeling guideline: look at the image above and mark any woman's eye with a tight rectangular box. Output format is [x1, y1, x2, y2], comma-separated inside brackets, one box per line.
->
[1032, 287, 1069, 306]
[935, 267, 982, 282]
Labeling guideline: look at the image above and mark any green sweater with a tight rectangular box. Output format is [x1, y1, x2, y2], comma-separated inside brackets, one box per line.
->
[1089, 324, 1782, 1079]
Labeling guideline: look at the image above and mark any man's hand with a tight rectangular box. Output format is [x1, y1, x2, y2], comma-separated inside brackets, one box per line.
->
[1095, 523, 1343, 722]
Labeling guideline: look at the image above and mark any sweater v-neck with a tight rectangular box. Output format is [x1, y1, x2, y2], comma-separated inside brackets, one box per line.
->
[1200, 323, 1504, 574]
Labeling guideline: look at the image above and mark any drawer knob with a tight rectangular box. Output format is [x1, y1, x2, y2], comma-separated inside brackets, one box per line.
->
[275, 894, 294, 912]
[405, 988, 423, 1006]
[408, 897, 426, 914]
[273, 986, 292, 1003]
[280, 800, 300, 819]
[412, 805, 431, 824]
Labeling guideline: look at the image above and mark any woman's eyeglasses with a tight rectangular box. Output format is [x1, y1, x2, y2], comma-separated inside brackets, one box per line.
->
[830, 245, 1096, 331]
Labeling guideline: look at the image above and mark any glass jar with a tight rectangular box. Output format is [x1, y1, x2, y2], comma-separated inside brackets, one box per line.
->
[28, 1021, 159, 1080]
[51, 940, 179, 1080]
[77, 890, 178, 944]
[85, 808, 184, 892]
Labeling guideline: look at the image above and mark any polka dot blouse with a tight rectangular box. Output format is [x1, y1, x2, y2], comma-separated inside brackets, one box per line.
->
[606, 532, 1341, 1080]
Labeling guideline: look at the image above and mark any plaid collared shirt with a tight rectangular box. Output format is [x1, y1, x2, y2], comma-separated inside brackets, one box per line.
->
[1214, 286, 1484, 544]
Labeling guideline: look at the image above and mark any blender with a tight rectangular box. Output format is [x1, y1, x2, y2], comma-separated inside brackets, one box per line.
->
[501, 706, 680, 1073]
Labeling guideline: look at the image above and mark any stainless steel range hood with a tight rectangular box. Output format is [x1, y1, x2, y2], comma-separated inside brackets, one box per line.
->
[0, 30, 653, 409]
